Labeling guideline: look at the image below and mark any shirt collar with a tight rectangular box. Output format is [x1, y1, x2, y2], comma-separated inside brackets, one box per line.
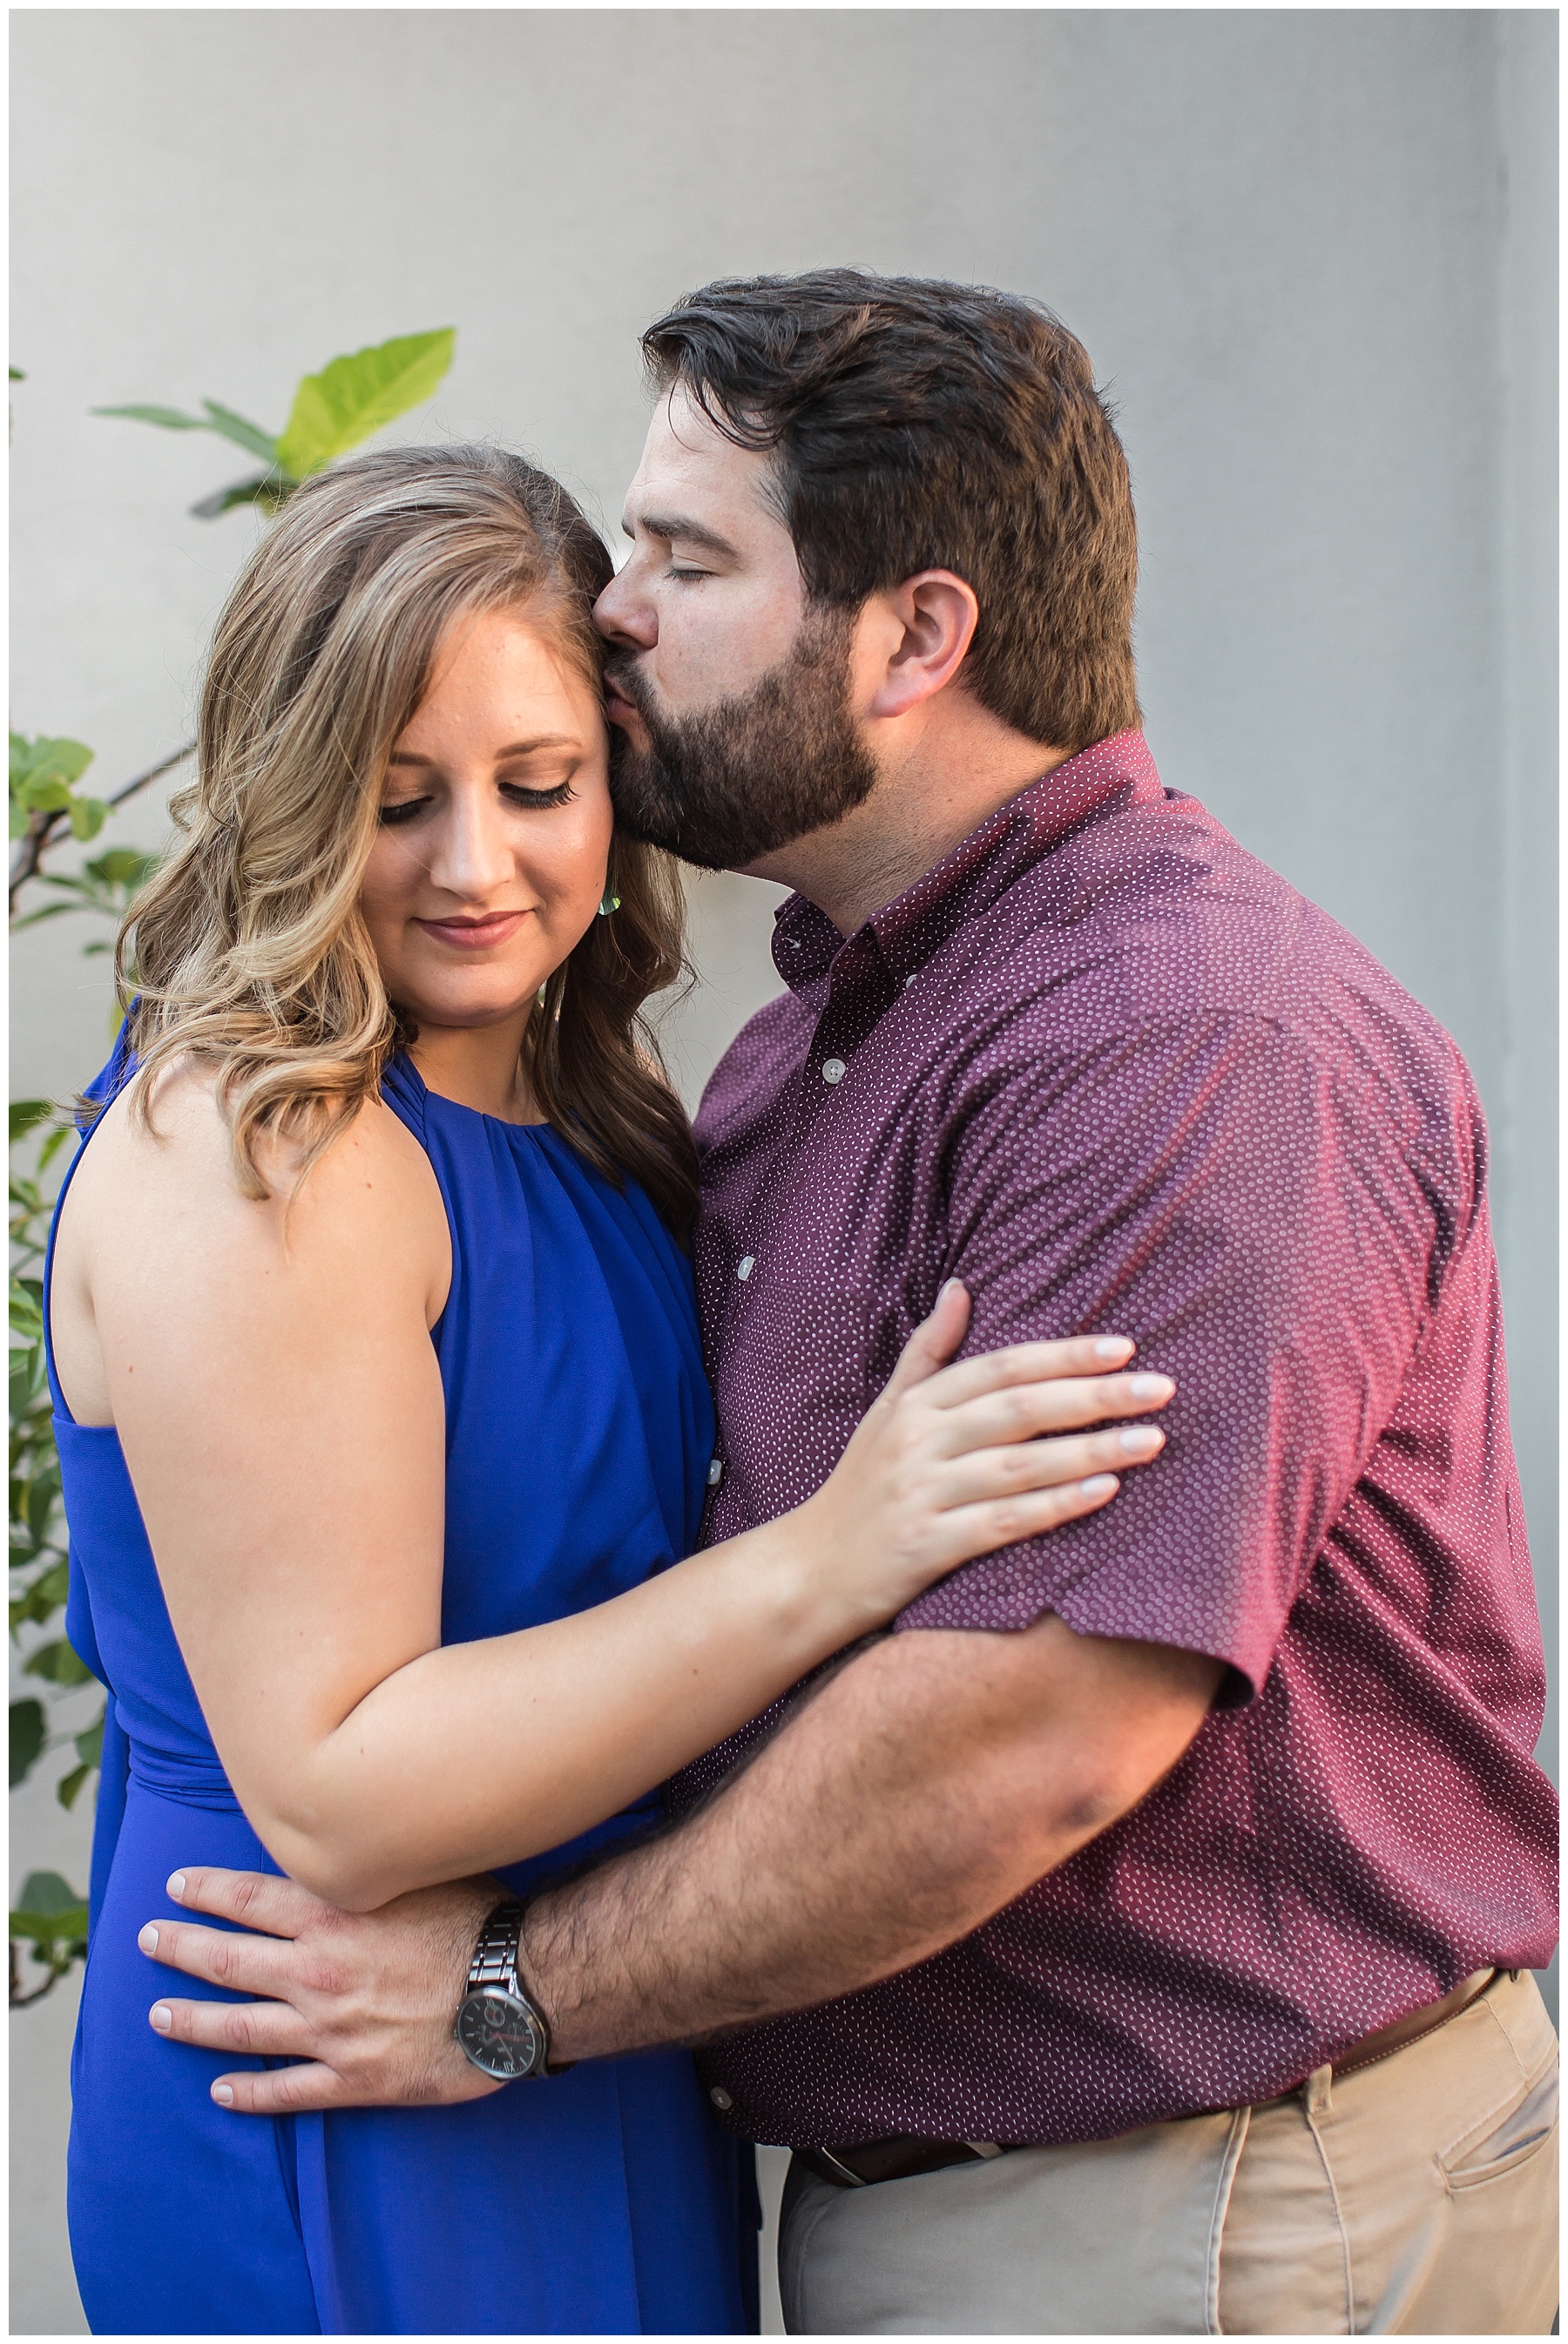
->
[771, 728, 1163, 995]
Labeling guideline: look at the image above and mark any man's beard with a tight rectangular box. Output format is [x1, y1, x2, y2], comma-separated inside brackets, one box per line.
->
[605, 605, 880, 871]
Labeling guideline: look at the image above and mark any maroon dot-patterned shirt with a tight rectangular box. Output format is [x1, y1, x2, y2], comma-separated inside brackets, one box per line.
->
[673, 728, 1557, 2151]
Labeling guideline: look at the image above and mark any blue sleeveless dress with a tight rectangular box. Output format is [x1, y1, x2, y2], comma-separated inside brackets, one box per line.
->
[51, 1043, 755, 2335]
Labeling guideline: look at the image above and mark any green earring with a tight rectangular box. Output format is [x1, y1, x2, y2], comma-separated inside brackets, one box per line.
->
[598, 893, 621, 918]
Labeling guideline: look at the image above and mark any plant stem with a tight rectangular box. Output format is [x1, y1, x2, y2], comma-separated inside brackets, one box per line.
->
[9, 739, 194, 917]
[8, 1943, 63, 2009]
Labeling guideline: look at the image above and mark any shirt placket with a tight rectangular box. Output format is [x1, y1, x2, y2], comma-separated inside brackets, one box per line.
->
[702, 934, 895, 1527]
[794, 932, 896, 1132]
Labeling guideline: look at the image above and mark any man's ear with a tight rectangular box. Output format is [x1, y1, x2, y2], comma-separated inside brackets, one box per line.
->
[862, 572, 980, 721]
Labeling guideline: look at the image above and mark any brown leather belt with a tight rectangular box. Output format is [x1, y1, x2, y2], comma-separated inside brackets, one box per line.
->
[796, 1969, 1502, 2191]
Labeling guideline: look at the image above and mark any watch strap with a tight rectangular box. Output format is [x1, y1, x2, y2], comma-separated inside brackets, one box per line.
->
[465, 1900, 526, 1995]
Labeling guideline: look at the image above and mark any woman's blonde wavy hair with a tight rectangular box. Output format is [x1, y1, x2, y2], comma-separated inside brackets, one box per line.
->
[119, 444, 699, 1233]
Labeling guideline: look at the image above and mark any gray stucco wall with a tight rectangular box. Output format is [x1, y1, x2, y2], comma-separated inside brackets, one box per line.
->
[10, 13, 1556, 2334]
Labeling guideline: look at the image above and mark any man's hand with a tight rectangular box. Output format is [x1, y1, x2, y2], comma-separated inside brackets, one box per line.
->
[139, 1868, 500, 2115]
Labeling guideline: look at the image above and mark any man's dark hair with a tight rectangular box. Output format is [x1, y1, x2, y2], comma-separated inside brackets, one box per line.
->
[641, 269, 1139, 751]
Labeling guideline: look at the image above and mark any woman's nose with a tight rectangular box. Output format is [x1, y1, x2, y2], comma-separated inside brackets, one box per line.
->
[425, 792, 517, 898]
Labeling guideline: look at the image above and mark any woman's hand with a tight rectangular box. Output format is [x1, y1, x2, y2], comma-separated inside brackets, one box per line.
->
[794, 1281, 1173, 1633]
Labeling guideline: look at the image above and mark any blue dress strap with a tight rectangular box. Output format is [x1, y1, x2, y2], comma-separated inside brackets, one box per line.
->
[45, 1021, 137, 1933]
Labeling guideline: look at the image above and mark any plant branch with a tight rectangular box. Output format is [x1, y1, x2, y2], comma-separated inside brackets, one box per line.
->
[8, 1943, 63, 2009]
[9, 739, 193, 917]
[9, 1970, 62, 2010]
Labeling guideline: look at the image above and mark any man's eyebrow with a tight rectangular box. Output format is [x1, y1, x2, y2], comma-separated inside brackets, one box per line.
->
[387, 737, 578, 767]
[622, 510, 741, 561]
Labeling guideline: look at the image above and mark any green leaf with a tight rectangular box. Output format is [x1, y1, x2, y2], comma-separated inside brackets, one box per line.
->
[91, 398, 278, 465]
[15, 1870, 86, 1921]
[10, 734, 95, 792]
[23, 1638, 95, 1688]
[85, 848, 161, 888]
[73, 1713, 104, 1771]
[12, 847, 160, 931]
[10, 733, 99, 848]
[15, 776, 73, 814]
[56, 1763, 93, 1812]
[10, 367, 25, 382]
[11, 1915, 89, 1954]
[275, 329, 456, 480]
[67, 796, 109, 843]
[91, 402, 212, 431]
[10, 1556, 70, 1632]
[24, 1473, 57, 1545]
[10, 1282, 44, 1348]
[10, 1699, 45, 1786]
[10, 1101, 57, 1145]
[199, 400, 278, 464]
[10, 1866, 90, 1957]
[189, 471, 287, 521]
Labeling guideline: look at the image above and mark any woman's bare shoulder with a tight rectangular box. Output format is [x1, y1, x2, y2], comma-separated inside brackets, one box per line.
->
[61, 1060, 449, 1312]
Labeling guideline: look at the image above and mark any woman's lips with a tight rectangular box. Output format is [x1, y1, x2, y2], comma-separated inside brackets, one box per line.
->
[415, 910, 531, 950]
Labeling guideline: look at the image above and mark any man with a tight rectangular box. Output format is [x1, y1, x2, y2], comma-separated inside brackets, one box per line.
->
[139, 274, 1557, 2333]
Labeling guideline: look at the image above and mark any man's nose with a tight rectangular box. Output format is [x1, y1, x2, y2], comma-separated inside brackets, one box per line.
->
[593, 564, 656, 651]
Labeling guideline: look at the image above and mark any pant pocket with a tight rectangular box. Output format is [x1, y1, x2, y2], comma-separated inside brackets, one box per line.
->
[1440, 2062, 1558, 2192]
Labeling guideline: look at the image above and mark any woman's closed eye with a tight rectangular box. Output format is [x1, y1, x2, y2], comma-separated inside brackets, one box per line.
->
[379, 777, 578, 826]
[378, 795, 433, 828]
[499, 778, 576, 810]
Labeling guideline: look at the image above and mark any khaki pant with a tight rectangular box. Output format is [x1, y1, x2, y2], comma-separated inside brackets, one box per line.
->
[779, 1968, 1558, 2334]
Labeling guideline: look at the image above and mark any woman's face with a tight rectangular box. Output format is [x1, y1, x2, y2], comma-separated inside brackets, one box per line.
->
[361, 602, 613, 1038]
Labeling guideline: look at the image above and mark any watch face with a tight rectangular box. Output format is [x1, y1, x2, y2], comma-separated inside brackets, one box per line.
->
[456, 1988, 544, 2079]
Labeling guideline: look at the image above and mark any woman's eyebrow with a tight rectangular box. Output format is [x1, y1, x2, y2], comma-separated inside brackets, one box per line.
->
[388, 737, 578, 767]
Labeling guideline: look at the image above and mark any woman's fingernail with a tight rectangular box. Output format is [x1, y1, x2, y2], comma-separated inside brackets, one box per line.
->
[1080, 1474, 1119, 1497]
[166, 1873, 186, 1900]
[941, 1277, 964, 1298]
[1094, 1337, 1134, 1359]
[1129, 1373, 1174, 1400]
[212, 2083, 234, 2106]
[139, 1925, 159, 1954]
[150, 2003, 172, 2033]
[1119, 1426, 1165, 1453]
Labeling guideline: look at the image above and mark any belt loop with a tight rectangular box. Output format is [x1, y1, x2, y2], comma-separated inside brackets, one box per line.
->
[1302, 2063, 1333, 2117]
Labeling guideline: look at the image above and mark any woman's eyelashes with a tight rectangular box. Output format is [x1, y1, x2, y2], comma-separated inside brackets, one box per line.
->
[378, 795, 432, 828]
[377, 778, 577, 826]
[500, 779, 577, 810]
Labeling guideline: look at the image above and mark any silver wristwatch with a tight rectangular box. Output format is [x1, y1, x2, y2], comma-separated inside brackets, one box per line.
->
[453, 1900, 557, 2080]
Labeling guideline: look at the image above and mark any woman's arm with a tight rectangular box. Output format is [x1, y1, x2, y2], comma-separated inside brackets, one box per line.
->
[57, 1075, 1171, 1912]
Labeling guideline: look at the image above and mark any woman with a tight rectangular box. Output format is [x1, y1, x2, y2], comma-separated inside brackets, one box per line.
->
[47, 445, 1172, 2335]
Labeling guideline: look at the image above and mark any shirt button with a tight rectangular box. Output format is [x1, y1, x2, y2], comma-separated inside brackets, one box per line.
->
[709, 2086, 733, 2110]
[706, 1456, 724, 1487]
[821, 1059, 846, 1086]
[737, 1256, 754, 1281]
